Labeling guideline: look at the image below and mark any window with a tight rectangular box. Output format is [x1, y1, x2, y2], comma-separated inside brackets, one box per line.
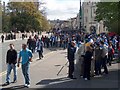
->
[87, 9, 88, 13]
[85, 17, 88, 23]
[93, 8, 96, 13]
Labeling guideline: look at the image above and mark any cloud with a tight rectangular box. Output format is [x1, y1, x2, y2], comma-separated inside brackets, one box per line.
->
[44, 0, 80, 20]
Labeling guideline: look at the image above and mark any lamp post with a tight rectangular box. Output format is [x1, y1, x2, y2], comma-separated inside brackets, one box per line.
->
[79, 0, 82, 33]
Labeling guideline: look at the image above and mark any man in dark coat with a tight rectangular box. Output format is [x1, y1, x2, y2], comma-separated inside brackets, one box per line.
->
[67, 41, 76, 79]
[27, 36, 32, 51]
[1, 34, 4, 43]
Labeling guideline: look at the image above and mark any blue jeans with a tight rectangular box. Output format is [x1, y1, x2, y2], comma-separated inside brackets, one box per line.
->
[6, 64, 17, 82]
[95, 60, 102, 75]
[22, 62, 30, 85]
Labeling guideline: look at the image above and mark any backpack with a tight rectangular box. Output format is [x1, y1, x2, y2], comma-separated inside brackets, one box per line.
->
[111, 48, 114, 54]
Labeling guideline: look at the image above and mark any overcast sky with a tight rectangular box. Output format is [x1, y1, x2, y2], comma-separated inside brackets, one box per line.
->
[2, 0, 83, 20]
[43, 0, 82, 20]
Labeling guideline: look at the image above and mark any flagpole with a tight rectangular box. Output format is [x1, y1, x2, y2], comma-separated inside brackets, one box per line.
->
[79, 0, 82, 33]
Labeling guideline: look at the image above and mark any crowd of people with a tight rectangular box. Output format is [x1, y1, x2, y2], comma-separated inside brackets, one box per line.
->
[26, 31, 120, 80]
[3, 31, 120, 88]
[67, 32, 120, 80]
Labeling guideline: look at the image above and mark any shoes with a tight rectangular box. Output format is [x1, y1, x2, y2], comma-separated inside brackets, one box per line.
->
[80, 75, 83, 78]
[102, 71, 108, 75]
[27, 84, 30, 88]
[24, 84, 30, 88]
[12, 80, 17, 83]
[67, 76, 76, 79]
[70, 77, 77, 79]
[84, 78, 90, 80]
[5, 82, 10, 85]
[84, 78, 88, 80]
[24, 84, 27, 87]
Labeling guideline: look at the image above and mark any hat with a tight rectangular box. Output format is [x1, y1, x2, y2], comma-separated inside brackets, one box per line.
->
[85, 42, 93, 49]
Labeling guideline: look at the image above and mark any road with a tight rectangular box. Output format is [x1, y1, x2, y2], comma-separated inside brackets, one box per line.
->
[0, 32, 51, 73]
[0, 49, 119, 89]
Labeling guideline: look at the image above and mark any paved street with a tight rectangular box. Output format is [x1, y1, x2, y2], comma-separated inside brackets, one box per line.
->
[0, 49, 119, 89]
[1, 0, 120, 89]
[0, 32, 50, 73]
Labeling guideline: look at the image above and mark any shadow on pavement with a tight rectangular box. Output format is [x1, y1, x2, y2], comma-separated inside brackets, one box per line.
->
[0, 83, 9, 87]
[36, 77, 72, 85]
[36, 70, 119, 88]
[1, 85, 28, 90]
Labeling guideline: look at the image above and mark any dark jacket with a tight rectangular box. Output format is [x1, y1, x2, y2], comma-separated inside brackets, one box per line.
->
[83, 51, 93, 62]
[27, 38, 32, 49]
[95, 47, 102, 61]
[67, 45, 76, 61]
[6, 49, 17, 64]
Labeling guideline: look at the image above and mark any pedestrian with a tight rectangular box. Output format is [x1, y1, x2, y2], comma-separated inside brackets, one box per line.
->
[50, 35, 53, 47]
[94, 43, 102, 75]
[22, 34, 25, 40]
[1, 34, 4, 43]
[17, 44, 33, 88]
[27, 36, 32, 51]
[5, 43, 17, 85]
[85, 41, 95, 77]
[46, 37, 50, 48]
[108, 42, 114, 66]
[43, 36, 46, 47]
[36, 39, 44, 59]
[31, 38, 36, 53]
[100, 41, 108, 74]
[82, 46, 93, 80]
[67, 41, 76, 79]
[75, 43, 85, 78]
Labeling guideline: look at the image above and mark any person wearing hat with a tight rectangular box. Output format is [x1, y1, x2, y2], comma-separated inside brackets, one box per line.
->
[67, 41, 76, 79]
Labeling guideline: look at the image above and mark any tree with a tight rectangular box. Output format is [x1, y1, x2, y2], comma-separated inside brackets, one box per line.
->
[41, 16, 50, 31]
[2, 2, 50, 33]
[95, 2, 120, 35]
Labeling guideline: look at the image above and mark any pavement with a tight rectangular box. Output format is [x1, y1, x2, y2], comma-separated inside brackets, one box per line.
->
[0, 49, 119, 89]
[0, 32, 49, 73]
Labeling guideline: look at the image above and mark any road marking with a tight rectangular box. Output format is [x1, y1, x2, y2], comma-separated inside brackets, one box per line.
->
[0, 51, 56, 77]
[57, 61, 68, 76]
